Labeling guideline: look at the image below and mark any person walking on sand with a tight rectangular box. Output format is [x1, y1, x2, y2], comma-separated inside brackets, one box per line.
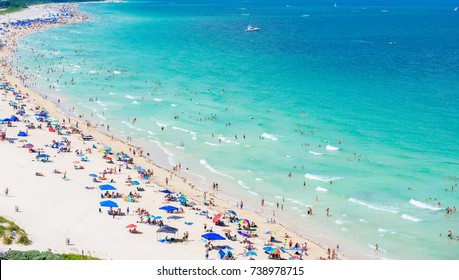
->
[4, 187, 9, 197]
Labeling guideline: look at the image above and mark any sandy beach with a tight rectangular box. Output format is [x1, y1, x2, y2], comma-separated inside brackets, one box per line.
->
[0, 3, 333, 260]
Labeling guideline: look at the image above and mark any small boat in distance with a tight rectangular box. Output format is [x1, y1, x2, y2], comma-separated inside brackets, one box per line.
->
[245, 25, 260, 32]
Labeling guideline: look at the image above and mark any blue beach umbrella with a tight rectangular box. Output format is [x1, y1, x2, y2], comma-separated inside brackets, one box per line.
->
[246, 251, 257, 256]
[99, 184, 117, 191]
[177, 196, 188, 202]
[130, 181, 140, 185]
[17, 131, 27, 137]
[228, 210, 237, 216]
[89, 173, 98, 177]
[103, 146, 112, 151]
[36, 154, 49, 158]
[219, 248, 230, 259]
[160, 190, 172, 194]
[159, 205, 178, 212]
[100, 200, 118, 208]
[201, 232, 226, 241]
[263, 246, 275, 252]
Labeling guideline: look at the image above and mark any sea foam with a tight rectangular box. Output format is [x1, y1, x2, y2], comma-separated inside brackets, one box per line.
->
[401, 214, 421, 222]
[261, 132, 278, 141]
[305, 173, 341, 182]
[326, 144, 339, 151]
[200, 159, 234, 179]
[409, 199, 442, 211]
[348, 198, 399, 214]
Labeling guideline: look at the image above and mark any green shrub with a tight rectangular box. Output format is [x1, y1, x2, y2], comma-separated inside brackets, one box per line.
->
[17, 235, 31, 245]
[3, 236, 13, 245]
[1, 250, 100, 260]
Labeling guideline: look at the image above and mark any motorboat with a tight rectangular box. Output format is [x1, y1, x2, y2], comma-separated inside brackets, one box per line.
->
[245, 25, 260, 32]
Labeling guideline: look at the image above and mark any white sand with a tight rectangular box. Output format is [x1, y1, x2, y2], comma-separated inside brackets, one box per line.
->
[0, 4, 332, 260]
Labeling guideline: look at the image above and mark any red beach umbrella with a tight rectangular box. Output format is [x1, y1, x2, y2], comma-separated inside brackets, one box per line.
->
[212, 213, 222, 223]
[125, 224, 137, 229]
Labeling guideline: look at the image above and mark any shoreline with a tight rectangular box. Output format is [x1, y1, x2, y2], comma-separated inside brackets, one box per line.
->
[0, 3, 335, 260]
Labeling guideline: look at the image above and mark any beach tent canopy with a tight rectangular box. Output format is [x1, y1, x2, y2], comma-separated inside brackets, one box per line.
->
[100, 200, 118, 208]
[159, 205, 178, 212]
[156, 226, 178, 234]
[99, 184, 117, 191]
[201, 232, 226, 241]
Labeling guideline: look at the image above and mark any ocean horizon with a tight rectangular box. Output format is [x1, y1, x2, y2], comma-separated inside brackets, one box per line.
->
[10, 0, 459, 259]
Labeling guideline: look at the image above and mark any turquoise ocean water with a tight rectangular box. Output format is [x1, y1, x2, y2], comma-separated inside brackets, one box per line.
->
[11, 0, 459, 259]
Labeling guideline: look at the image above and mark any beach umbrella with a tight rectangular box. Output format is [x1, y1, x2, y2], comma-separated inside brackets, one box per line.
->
[89, 173, 98, 177]
[10, 116, 19, 121]
[167, 215, 184, 220]
[100, 200, 118, 208]
[103, 156, 112, 160]
[246, 251, 257, 256]
[265, 231, 276, 236]
[2, 118, 11, 122]
[212, 213, 222, 223]
[222, 229, 231, 233]
[36, 154, 49, 158]
[125, 224, 137, 229]
[263, 246, 275, 252]
[238, 219, 249, 225]
[270, 247, 286, 255]
[24, 143, 34, 149]
[130, 181, 140, 185]
[160, 190, 172, 194]
[17, 131, 27, 137]
[159, 205, 178, 212]
[177, 196, 188, 202]
[122, 154, 131, 159]
[228, 210, 237, 216]
[103, 146, 112, 151]
[201, 232, 226, 241]
[17, 139, 27, 143]
[218, 248, 231, 259]
[99, 184, 117, 191]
